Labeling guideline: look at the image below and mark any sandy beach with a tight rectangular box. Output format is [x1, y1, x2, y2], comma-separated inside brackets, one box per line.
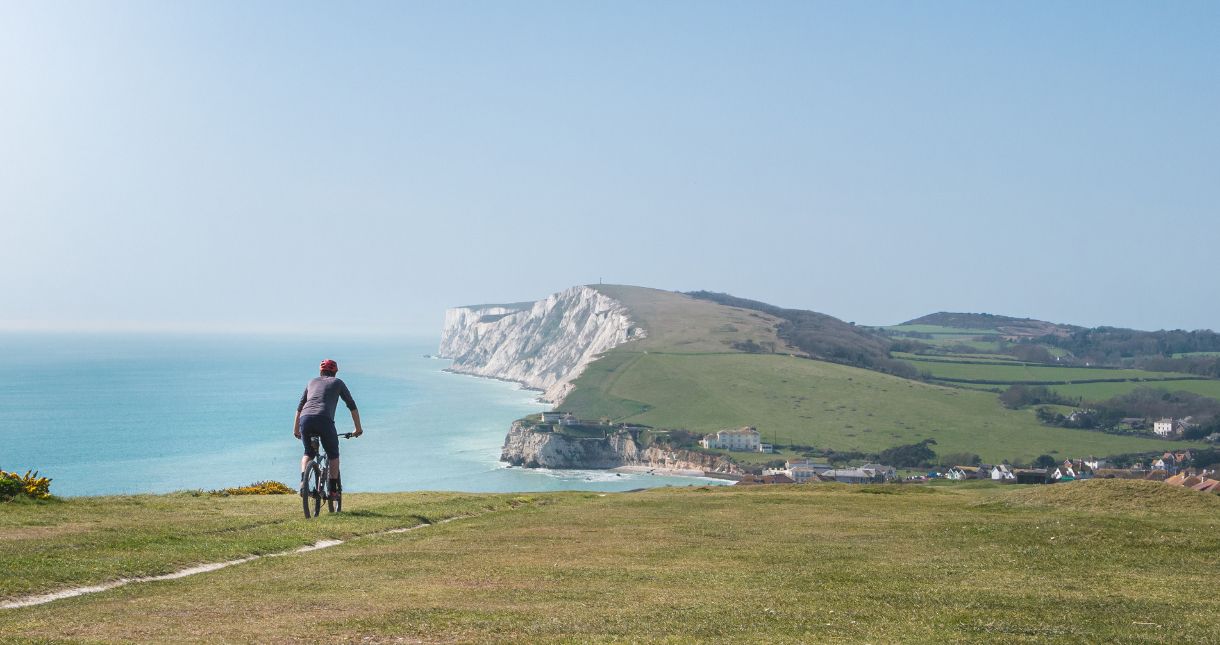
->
[611, 465, 707, 478]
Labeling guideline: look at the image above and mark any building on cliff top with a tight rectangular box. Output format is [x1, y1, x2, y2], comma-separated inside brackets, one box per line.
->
[700, 427, 763, 452]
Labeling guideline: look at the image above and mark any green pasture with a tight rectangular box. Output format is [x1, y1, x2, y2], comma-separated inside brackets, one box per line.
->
[920, 336, 1004, 351]
[564, 351, 1192, 462]
[3, 482, 1219, 642]
[927, 352, 1023, 361]
[892, 352, 1026, 365]
[933, 381, 1003, 392]
[903, 360, 1195, 384]
[883, 324, 1000, 336]
[1048, 379, 1220, 403]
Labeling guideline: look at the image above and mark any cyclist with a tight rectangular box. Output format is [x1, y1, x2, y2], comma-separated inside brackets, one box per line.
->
[294, 359, 363, 498]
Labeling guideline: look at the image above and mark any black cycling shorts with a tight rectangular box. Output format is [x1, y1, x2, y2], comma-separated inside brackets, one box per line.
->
[299, 415, 339, 459]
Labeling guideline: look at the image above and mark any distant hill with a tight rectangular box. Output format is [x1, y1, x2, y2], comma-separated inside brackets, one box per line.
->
[893, 311, 1220, 379]
[901, 312, 1079, 339]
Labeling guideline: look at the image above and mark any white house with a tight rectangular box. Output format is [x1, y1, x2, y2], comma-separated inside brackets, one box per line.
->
[700, 427, 762, 452]
[1154, 418, 1176, 437]
[990, 465, 1016, 481]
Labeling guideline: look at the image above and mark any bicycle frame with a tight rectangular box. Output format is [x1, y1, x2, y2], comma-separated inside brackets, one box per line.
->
[301, 432, 355, 518]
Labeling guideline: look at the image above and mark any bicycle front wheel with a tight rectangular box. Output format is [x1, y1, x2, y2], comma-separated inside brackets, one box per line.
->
[302, 464, 322, 519]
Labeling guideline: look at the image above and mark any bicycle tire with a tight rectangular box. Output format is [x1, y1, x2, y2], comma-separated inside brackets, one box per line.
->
[302, 463, 322, 519]
[327, 482, 341, 513]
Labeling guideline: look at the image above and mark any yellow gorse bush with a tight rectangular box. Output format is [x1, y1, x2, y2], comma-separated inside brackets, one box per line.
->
[0, 469, 52, 500]
[213, 481, 294, 496]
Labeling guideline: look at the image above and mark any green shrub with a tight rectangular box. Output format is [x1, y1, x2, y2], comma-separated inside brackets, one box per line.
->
[0, 469, 52, 500]
[0, 474, 20, 500]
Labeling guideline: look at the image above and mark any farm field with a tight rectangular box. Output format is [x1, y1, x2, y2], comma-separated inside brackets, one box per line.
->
[919, 336, 1005, 352]
[3, 482, 1219, 642]
[882, 324, 999, 336]
[901, 359, 1197, 384]
[564, 351, 1192, 462]
[892, 352, 1023, 365]
[1048, 379, 1220, 403]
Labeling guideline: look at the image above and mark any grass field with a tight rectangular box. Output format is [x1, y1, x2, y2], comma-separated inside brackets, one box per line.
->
[0, 491, 533, 599]
[882, 323, 1005, 351]
[564, 352, 1192, 462]
[882, 324, 1000, 336]
[3, 482, 1219, 642]
[1048, 379, 1220, 403]
[910, 336, 1005, 352]
[892, 352, 1023, 365]
[901, 359, 1195, 384]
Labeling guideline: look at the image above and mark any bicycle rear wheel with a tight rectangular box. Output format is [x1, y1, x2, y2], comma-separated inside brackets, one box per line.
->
[301, 464, 322, 519]
[327, 480, 341, 513]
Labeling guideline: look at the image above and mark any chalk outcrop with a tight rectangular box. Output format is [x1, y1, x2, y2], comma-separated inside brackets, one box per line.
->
[500, 422, 744, 475]
[438, 286, 642, 403]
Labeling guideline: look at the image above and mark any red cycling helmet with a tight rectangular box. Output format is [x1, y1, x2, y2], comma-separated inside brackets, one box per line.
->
[320, 359, 339, 373]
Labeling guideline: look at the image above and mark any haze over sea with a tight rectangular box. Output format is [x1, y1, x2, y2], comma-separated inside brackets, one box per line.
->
[0, 333, 714, 496]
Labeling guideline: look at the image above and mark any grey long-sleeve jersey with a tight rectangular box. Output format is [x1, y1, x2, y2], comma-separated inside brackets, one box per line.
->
[297, 376, 357, 420]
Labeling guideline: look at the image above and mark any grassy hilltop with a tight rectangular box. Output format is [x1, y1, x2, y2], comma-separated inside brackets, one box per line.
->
[3, 482, 1219, 642]
[559, 286, 1198, 463]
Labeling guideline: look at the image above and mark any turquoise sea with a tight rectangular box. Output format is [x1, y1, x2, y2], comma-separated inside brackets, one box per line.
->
[0, 333, 718, 496]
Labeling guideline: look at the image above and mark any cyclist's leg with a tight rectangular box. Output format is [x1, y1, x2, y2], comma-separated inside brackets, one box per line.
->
[299, 416, 320, 480]
[319, 420, 341, 491]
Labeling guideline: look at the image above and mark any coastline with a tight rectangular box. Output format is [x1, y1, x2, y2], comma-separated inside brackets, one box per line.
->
[439, 366, 549, 403]
[441, 365, 733, 488]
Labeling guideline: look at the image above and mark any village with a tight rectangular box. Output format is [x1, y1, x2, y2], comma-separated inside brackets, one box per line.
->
[534, 412, 1220, 493]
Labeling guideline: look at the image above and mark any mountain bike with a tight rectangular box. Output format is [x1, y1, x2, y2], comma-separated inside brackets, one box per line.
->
[301, 433, 356, 518]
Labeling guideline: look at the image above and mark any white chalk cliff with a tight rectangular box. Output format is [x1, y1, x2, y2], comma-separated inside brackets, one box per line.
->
[499, 422, 744, 474]
[437, 286, 643, 403]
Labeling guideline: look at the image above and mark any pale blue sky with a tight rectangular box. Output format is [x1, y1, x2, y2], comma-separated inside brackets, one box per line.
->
[1, 1, 1217, 335]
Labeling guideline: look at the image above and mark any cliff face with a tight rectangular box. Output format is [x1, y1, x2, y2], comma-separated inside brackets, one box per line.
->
[500, 423, 743, 475]
[438, 286, 643, 403]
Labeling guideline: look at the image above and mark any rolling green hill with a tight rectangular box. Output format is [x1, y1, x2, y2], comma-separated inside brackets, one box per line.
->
[561, 286, 1200, 463]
